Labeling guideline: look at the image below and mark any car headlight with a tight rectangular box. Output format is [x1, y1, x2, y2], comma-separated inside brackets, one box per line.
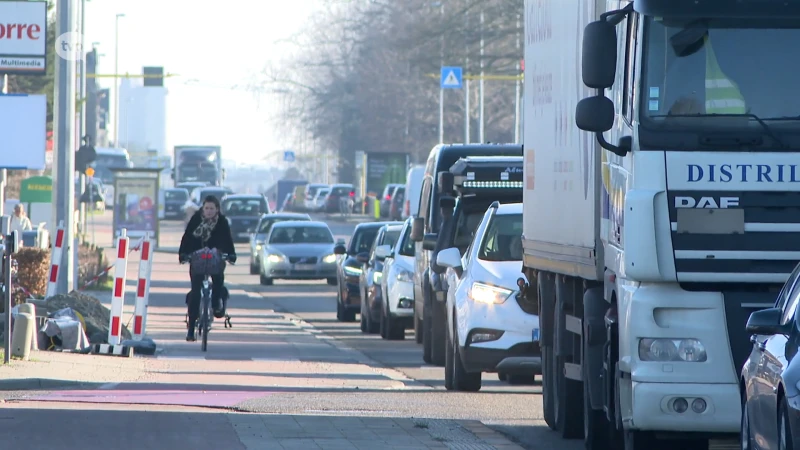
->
[638, 338, 707, 362]
[468, 282, 513, 304]
[322, 254, 336, 264]
[373, 271, 382, 284]
[396, 269, 413, 282]
[267, 254, 285, 263]
[344, 266, 362, 277]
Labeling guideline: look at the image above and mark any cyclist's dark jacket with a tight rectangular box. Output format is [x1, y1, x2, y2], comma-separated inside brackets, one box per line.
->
[178, 211, 237, 262]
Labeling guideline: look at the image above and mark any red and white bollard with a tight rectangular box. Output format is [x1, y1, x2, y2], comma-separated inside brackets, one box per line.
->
[108, 229, 129, 346]
[132, 232, 154, 341]
[45, 221, 66, 299]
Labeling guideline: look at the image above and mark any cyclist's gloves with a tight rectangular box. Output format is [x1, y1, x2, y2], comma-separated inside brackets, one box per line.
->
[179, 254, 189, 264]
[227, 254, 237, 264]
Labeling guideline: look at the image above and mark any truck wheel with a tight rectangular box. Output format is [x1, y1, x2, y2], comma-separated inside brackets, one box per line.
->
[554, 288, 583, 439]
[414, 311, 423, 344]
[542, 345, 556, 429]
[431, 300, 446, 366]
[584, 339, 612, 450]
[422, 291, 433, 363]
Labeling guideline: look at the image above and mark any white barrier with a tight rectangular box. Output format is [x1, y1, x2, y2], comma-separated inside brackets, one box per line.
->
[132, 233, 153, 340]
[107, 229, 129, 346]
[45, 221, 66, 298]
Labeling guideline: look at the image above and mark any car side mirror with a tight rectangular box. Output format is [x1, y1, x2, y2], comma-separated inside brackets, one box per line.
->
[410, 217, 424, 242]
[334, 244, 346, 255]
[422, 233, 437, 251]
[375, 245, 391, 260]
[746, 307, 787, 336]
[356, 252, 369, 264]
[436, 247, 463, 277]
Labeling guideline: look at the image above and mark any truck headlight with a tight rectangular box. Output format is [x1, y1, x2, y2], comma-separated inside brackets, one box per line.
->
[344, 266, 362, 277]
[322, 254, 337, 264]
[468, 282, 513, 304]
[638, 338, 707, 362]
[396, 269, 413, 282]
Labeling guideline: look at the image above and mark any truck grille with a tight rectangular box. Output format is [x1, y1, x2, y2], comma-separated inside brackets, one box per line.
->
[668, 190, 800, 284]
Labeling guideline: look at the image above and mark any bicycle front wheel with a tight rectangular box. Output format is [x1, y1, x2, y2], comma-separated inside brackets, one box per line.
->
[201, 299, 209, 352]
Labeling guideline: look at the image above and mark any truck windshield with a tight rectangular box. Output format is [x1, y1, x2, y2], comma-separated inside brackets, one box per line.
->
[641, 17, 800, 127]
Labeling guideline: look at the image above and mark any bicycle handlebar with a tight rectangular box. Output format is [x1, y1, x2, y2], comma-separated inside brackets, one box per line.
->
[179, 249, 236, 264]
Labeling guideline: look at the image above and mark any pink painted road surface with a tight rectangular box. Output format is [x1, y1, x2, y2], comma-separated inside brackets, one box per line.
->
[26, 390, 271, 408]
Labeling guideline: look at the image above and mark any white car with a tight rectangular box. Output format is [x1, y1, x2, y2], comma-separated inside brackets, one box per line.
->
[311, 188, 330, 212]
[436, 202, 541, 392]
[377, 218, 416, 340]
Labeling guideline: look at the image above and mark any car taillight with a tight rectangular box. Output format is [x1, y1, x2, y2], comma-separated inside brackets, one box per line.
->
[349, 191, 355, 197]
[385, 194, 391, 201]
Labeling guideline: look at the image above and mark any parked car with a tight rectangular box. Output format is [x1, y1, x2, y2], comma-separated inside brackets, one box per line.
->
[248, 212, 312, 274]
[221, 194, 270, 242]
[378, 218, 416, 340]
[379, 183, 404, 218]
[358, 223, 403, 334]
[310, 188, 331, 212]
[257, 221, 338, 285]
[325, 184, 355, 213]
[333, 222, 392, 322]
[304, 183, 328, 211]
[741, 260, 800, 449]
[437, 202, 540, 391]
[163, 188, 189, 220]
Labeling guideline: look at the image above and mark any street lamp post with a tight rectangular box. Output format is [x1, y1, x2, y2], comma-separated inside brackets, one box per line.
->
[113, 13, 125, 146]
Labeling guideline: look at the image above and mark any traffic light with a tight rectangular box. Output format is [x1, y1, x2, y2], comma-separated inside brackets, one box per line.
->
[76, 138, 97, 173]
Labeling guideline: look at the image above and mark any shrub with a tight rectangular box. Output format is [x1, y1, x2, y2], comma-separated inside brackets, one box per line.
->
[9, 247, 49, 307]
[78, 243, 110, 289]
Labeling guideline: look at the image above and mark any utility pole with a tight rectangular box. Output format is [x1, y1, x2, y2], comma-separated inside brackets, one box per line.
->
[478, 9, 485, 143]
[54, 0, 77, 293]
[464, 1, 470, 144]
[438, 2, 444, 144]
[514, 14, 522, 143]
[113, 13, 125, 146]
[0, 75, 7, 218]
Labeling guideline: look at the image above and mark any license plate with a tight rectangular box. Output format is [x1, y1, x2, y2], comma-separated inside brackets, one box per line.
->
[238, 232, 249, 238]
[294, 264, 315, 271]
[532, 328, 540, 342]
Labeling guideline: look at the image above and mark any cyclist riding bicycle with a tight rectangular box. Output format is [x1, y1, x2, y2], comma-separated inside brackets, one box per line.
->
[179, 195, 237, 342]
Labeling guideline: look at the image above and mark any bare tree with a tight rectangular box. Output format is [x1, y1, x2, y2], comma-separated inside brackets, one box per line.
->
[257, 0, 524, 183]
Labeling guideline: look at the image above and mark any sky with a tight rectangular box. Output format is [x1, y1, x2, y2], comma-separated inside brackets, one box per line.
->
[83, 0, 323, 163]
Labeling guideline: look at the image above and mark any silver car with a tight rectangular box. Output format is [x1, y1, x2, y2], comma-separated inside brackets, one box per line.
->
[249, 212, 312, 274]
[258, 221, 338, 286]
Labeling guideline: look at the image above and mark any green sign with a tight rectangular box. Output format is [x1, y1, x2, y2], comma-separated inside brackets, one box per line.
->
[366, 153, 408, 195]
[20, 176, 52, 203]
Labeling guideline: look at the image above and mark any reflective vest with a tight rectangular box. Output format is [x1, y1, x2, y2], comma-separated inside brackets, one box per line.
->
[705, 36, 746, 114]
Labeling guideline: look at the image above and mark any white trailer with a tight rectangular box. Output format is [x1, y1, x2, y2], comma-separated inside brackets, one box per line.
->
[519, 0, 799, 448]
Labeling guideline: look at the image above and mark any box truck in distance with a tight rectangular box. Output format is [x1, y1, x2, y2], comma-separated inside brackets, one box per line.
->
[518, 0, 800, 449]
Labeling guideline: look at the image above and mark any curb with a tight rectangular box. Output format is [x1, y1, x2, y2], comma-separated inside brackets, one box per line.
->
[0, 378, 95, 391]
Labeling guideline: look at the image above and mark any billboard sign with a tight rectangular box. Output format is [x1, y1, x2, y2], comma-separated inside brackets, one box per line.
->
[366, 152, 408, 195]
[0, 1, 48, 75]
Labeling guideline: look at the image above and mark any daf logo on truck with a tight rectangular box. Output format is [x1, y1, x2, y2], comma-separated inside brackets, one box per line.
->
[674, 196, 739, 209]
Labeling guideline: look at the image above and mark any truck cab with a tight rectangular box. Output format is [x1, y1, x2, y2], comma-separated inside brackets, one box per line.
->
[520, 0, 800, 448]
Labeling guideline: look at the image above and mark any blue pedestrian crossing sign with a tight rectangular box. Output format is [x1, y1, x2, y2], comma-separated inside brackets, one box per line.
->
[283, 150, 295, 162]
[440, 66, 463, 89]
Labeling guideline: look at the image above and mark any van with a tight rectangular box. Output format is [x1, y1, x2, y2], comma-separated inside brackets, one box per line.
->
[409, 143, 523, 365]
[403, 165, 424, 219]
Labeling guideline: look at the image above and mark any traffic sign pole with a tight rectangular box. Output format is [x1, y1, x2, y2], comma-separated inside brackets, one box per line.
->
[439, 66, 463, 144]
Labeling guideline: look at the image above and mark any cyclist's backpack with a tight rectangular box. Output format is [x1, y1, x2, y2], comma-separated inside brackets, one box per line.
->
[189, 248, 226, 277]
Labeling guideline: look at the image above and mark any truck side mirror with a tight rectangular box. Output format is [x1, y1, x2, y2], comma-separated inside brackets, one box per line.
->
[581, 20, 617, 89]
[410, 217, 424, 242]
[576, 96, 615, 133]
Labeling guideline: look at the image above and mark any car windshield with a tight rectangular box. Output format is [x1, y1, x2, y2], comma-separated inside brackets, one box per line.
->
[642, 17, 800, 128]
[478, 213, 523, 262]
[381, 229, 401, 249]
[331, 186, 354, 196]
[349, 227, 379, 254]
[453, 210, 487, 251]
[270, 226, 334, 244]
[258, 217, 309, 233]
[165, 190, 187, 201]
[398, 225, 415, 257]
[222, 198, 266, 216]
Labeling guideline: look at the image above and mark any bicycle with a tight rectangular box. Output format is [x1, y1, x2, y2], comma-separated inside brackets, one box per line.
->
[180, 248, 235, 351]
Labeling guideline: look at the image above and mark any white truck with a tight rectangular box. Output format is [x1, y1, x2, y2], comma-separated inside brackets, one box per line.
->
[518, 0, 798, 449]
